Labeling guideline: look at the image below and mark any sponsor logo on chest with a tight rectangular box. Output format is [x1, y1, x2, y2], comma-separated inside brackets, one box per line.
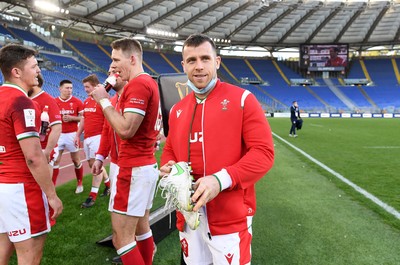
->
[84, 107, 97, 113]
[61, 109, 74, 115]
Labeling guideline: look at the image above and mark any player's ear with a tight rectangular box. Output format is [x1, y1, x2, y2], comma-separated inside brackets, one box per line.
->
[11, 67, 21, 78]
[215, 56, 221, 70]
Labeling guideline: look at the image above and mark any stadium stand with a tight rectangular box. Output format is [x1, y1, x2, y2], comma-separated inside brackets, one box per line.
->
[1, 2, 400, 263]
[0, 23, 399, 112]
[4, 25, 60, 52]
[143, 51, 179, 74]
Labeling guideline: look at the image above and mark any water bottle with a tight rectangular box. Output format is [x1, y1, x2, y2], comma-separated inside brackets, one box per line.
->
[40, 105, 50, 142]
[103, 73, 119, 92]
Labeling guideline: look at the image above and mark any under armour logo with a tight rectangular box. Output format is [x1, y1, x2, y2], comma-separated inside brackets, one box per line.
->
[176, 109, 182, 118]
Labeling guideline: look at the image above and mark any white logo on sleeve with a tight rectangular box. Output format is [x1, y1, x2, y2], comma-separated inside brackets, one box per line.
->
[176, 109, 182, 118]
[23, 109, 36, 127]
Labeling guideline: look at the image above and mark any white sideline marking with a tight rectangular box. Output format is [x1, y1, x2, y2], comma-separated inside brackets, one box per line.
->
[59, 160, 87, 170]
[364, 146, 400, 149]
[59, 148, 85, 169]
[273, 132, 400, 220]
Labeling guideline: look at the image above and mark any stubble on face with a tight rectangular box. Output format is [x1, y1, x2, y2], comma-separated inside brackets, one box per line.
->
[21, 56, 40, 94]
[111, 49, 132, 82]
[182, 42, 220, 89]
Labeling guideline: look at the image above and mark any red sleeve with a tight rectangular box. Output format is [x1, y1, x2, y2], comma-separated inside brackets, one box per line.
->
[47, 97, 61, 127]
[12, 96, 40, 140]
[96, 119, 111, 159]
[123, 79, 150, 114]
[76, 97, 84, 114]
[225, 93, 274, 190]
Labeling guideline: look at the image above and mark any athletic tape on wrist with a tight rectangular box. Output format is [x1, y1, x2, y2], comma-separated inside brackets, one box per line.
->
[100, 98, 112, 110]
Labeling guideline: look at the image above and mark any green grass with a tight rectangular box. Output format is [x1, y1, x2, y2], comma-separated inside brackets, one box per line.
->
[9, 118, 400, 264]
[252, 135, 400, 264]
[268, 118, 400, 228]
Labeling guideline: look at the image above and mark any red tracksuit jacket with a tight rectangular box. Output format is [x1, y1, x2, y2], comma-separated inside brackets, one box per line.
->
[161, 80, 274, 235]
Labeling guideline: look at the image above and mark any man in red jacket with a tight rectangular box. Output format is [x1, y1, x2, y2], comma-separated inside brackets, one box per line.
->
[159, 34, 274, 265]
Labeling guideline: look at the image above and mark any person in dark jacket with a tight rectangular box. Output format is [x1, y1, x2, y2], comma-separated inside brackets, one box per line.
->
[289, 101, 301, 137]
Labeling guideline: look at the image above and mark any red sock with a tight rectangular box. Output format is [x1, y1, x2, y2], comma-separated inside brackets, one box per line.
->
[52, 168, 59, 185]
[119, 245, 145, 265]
[136, 236, 155, 265]
[89, 191, 98, 200]
[75, 163, 83, 185]
[104, 178, 110, 188]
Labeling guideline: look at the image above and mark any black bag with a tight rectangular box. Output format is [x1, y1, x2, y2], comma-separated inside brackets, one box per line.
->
[296, 119, 303, 130]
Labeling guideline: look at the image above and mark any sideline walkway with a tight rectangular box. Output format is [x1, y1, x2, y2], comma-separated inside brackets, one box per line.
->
[55, 149, 110, 187]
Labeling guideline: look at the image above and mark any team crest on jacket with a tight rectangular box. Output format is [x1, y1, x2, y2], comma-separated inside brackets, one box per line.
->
[221, 99, 230, 110]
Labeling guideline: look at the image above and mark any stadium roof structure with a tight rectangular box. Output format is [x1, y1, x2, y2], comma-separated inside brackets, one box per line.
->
[2, 0, 400, 52]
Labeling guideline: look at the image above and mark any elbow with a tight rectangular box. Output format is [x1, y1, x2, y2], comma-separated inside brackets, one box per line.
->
[25, 153, 42, 167]
[118, 130, 134, 140]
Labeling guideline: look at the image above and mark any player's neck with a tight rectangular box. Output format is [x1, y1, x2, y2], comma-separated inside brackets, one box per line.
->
[29, 88, 42, 98]
[5, 79, 30, 94]
[129, 67, 146, 81]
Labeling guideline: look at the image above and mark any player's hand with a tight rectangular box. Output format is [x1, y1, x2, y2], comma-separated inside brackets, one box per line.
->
[73, 137, 80, 148]
[91, 84, 110, 103]
[159, 160, 176, 177]
[191, 175, 220, 212]
[92, 160, 103, 175]
[63, 115, 73, 122]
[43, 149, 51, 163]
[48, 195, 63, 220]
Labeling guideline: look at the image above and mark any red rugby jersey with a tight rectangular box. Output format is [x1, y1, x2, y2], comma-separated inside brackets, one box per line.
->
[116, 73, 161, 167]
[55, 96, 83, 133]
[0, 84, 41, 183]
[82, 97, 104, 139]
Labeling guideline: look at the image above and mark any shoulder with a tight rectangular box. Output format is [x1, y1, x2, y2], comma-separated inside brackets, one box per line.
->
[217, 82, 253, 103]
[11, 94, 36, 111]
[72, 96, 84, 105]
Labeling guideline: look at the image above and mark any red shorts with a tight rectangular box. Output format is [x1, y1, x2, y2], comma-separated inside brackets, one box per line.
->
[109, 163, 158, 217]
[0, 182, 50, 242]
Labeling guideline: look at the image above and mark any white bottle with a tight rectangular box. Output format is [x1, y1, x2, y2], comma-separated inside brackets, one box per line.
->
[40, 105, 50, 142]
[103, 73, 119, 92]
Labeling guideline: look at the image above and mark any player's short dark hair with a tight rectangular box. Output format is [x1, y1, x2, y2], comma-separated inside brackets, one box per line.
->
[0, 44, 37, 80]
[59, 79, 72, 87]
[183, 34, 217, 56]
